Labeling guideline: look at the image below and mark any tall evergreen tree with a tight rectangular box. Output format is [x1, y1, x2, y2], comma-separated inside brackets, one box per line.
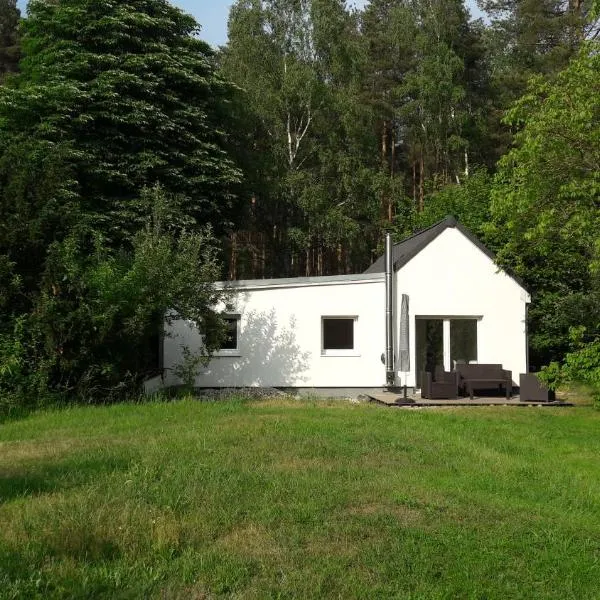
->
[361, 0, 415, 217]
[361, 1, 486, 210]
[0, 0, 20, 81]
[474, 0, 598, 174]
[1, 0, 241, 246]
[222, 0, 392, 277]
[401, 0, 475, 204]
[479, 1, 595, 104]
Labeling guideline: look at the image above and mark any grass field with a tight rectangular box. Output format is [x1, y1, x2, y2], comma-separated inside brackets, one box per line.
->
[1, 397, 600, 599]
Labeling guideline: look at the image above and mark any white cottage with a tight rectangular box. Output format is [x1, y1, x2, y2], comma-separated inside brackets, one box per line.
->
[162, 217, 530, 395]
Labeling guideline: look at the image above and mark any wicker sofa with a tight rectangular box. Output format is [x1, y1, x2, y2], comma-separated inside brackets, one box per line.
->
[455, 364, 512, 399]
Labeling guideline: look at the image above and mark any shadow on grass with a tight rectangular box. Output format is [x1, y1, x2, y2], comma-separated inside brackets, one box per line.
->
[0, 545, 126, 596]
[0, 454, 132, 505]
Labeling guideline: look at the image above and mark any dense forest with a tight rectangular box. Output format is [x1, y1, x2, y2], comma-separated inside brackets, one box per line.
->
[0, 0, 598, 408]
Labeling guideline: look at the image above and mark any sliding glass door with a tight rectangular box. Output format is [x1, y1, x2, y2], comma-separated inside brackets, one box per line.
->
[416, 317, 479, 387]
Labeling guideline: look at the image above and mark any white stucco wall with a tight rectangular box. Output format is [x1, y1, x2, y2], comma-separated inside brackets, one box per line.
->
[396, 226, 529, 387]
[163, 275, 388, 388]
[163, 225, 529, 390]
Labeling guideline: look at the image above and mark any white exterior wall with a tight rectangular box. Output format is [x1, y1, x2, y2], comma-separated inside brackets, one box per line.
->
[163, 277, 388, 388]
[396, 227, 529, 388]
[163, 226, 529, 390]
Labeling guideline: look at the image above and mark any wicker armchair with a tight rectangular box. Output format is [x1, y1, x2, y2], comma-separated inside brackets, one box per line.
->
[421, 369, 459, 399]
[519, 373, 555, 402]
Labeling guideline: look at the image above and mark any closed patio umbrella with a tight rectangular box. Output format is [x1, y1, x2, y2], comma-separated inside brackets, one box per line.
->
[399, 294, 410, 395]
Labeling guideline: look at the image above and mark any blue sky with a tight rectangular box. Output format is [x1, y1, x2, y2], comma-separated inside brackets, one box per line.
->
[16, 1, 486, 48]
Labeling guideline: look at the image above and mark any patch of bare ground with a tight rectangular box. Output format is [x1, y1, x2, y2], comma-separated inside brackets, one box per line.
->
[0, 439, 87, 464]
[157, 584, 212, 600]
[216, 523, 281, 560]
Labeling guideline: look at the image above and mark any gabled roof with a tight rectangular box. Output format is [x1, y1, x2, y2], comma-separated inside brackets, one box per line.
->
[364, 216, 527, 291]
[364, 216, 458, 274]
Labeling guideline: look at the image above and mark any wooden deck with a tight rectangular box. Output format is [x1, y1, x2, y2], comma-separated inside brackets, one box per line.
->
[367, 391, 572, 408]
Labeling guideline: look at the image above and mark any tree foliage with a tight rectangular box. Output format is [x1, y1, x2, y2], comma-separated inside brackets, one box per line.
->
[476, 0, 594, 161]
[539, 327, 600, 406]
[222, 0, 491, 277]
[0, 187, 229, 406]
[0, 0, 20, 81]
[0, 1, 241, 408]
[487, 41, 600, 366]
[222, 0, 394, 277]
[413, 169, 493, 239]
[1, 0, 241, 245]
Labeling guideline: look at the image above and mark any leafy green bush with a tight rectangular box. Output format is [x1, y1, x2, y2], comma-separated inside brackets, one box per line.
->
[173, 345, 209, 395]
[539, 327, 600, 407]
[0, 187, 229, 410]
[0, 316, 55, 417]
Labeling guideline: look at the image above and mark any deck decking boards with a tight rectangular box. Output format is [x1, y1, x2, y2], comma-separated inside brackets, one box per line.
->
[367, 392, 573, 408]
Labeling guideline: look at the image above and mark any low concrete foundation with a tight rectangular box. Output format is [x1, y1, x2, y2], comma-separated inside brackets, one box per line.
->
[146, 384, 412, 399]
[279, 387, 400, 399]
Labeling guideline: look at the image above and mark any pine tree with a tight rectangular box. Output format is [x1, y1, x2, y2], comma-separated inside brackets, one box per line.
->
[0, 0, 241, 245]
[222, 0, 388, 277]
[0, 0, 20, 81]
[363, 0, 484, 210]
[479, 0, 595, 96]
[361, 0, 416, 216]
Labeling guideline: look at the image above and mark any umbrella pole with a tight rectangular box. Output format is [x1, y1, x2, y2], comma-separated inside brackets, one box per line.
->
[399, 294, 410, 397]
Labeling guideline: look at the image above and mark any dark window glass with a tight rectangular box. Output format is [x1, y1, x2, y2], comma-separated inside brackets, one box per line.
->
[222, 317, 239, 350]
[416, 318, 444, 387]
[323, 318, 354, 350]
[450, 319, 477, 365]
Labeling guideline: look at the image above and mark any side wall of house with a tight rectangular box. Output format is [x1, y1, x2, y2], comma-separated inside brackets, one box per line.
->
[163, 278, 387, 388]
[396, 226, 529, 388]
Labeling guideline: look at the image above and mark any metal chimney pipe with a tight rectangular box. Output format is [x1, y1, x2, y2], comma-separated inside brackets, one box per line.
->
[385, 233, 395, 386]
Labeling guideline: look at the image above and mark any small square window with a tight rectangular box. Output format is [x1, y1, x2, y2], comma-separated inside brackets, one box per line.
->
[322, 317, 357, 355]
[217, 315, 240, 354]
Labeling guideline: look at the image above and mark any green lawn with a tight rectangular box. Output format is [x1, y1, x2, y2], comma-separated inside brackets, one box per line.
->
[1, 398, 600, 599]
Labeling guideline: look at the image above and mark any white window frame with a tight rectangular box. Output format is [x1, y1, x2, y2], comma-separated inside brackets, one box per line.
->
[214, 314, 241, 357]
[321, 316, 359, 357]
